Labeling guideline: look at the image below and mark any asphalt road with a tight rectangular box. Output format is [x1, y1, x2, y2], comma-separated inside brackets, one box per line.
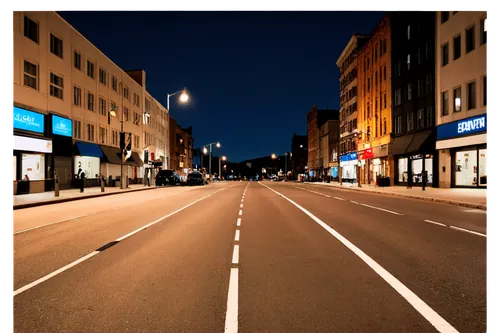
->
[13, 181, 486, 333]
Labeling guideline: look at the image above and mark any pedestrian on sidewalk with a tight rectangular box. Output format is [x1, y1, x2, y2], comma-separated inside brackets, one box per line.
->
[80, 172, 85, 193]
[23, 174, 29, 181]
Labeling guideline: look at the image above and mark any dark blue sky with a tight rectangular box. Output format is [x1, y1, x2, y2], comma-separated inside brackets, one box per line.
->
[59, 11, 383, 162]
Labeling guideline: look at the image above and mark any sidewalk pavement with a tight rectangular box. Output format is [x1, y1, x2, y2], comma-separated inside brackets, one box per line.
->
[304, 181, 487, 210]
[13, 184, 159, 210]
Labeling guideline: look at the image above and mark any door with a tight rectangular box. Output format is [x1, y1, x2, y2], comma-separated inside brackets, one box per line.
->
[54, 156, 72, 190]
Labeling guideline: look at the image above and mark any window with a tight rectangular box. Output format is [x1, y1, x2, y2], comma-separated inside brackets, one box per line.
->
[395, 116, 402, 134]
[407, 83, 412, 101]
[110, 101, 117, 116]
[74, 51, 81, 70]
[417, 109, 424, 128]
[112, 76, 117, 92]
[442, 91, 449, 116]
[368, 78, 371, 92]
[408, 25, 411, 40]
[480, 18, 487, 45]
[383, 118, 387, 135]
[453, 35, 461, 60]
[50, 34, 63, 58]
[375, 98, 378, 113]
[417, 80, 422, 97]
[467, 81, 476, 110]
[453, 86, 462, 112]
[367, 102, 370, 118]
[134, 112, 140, 125]
[426, 107, 433, 127]
[124, 107, 129, 121]
[74, 120, 81, 139]
[24, 16, 38, 43]
[383, 66, 386, 80]
[407, 112, 414, 131]
[466, 25, 475, 53]
[99, 127, 107, 144]
[417, 48, 421, 65]
[483, 76, 487, 106]
[383, 93, 387, 108]
[134, 135, 140, 149]
[99, 68, 107, 85]
[87, 124, 95, 142]
[394, 89, 401, 106]
[124, 86, 129, 99]
[426, 73, 432, 94]
[112, 130, 118, 146]
[441, 11, 449, 24]
[375, 72, 378, 89]
[442, 43, 449, 66]
[50, 73, 63, 99]
[87, 60, 95, 79]
[87, 92, 95, 111]
[23, 60, 37, 90]
[73, 86, 82, 106]
[99, 97, 107, 116]
[395, 61, 401, 77]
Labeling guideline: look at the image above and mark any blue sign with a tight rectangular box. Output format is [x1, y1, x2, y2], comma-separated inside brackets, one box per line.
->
[437, 114, 487, 140]
[340, 152, 358, 163]
[52, 115, 72, 137]
[13, 107, 44, 133]
[330, 166, 338, 178]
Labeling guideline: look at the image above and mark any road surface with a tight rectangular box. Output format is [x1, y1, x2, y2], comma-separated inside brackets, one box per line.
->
[13, 181, 486, 333]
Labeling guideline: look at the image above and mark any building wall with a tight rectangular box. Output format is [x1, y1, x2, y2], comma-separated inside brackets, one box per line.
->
[307, 106, 319, 171]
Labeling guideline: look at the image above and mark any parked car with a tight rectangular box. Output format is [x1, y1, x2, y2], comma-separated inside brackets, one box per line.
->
[155, 169, 181, 186]
[186, 171, 205, 186]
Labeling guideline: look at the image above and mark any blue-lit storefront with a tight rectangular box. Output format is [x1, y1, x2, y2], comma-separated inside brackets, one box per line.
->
[339, 152, 358, 182]
[436, 114, 487, 188]
[50, 114, 75, 190]
[13, 106, 53, 194]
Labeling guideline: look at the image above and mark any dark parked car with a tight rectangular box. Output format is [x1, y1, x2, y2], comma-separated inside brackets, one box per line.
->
[156, 169, 181, 186]
[186, 171, 205, 186]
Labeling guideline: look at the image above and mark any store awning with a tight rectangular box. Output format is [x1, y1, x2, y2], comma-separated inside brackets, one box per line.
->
[100, 145, 122, 165]
[406, 129, 434, 153]
[125, 152, 144, 167]
[74, 141, 103, 158]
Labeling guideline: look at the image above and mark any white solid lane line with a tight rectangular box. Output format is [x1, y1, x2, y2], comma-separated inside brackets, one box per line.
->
[224, 268, 239, 333]
[14, 186, 234, 297]
[260, 182, 459, 333]
[334, 197, 345, 201]
[237, 218, 241, 226]
[359, 203, 403, 216]
[351, 200, 359, 204]
[235, 230, 240, 241]
[424, 219, 447, 227]
[239, 210, 242, 216]
[232, 245, 239, 264]
[449, 226, 486, 238]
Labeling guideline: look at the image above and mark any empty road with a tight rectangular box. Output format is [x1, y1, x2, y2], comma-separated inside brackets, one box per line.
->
[13, 181, 486, 333]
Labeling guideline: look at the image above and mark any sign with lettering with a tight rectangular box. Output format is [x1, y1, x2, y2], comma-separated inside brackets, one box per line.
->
[13, 107, 44, 134]
[437, 114, 487, 140]
[340, 152, 358, 163]
[52, 115, 72, 137]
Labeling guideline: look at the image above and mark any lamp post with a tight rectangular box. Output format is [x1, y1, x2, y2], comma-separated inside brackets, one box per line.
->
[109, 105, 128, 190]
[165, 88, 189, 169]
[202, 142, 221, 180]
[219, 156, 227, 180]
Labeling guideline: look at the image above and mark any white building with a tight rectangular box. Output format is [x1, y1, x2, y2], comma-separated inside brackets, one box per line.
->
[13, 11, 169, 194]
[435, 11, 487, 188]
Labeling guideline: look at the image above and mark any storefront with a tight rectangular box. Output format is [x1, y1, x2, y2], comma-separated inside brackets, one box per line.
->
[13, 106, 52, 194]
[339, 152, 358, 182]
[74, 141, 103, 187]
[50, 114, 73, 190]
[390, 129, 438, 187]
[436, 114, 486, 188]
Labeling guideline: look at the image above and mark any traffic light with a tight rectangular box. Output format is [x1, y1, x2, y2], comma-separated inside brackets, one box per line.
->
[120, 132, 125, 150]
[125, 133, 132, 153]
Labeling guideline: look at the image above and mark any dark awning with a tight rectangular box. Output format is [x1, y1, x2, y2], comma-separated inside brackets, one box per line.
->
[406, 129, 434, 153]
[389, 129, 435, 156]
[389, 134, 414, 156]
[125, 152, 144, 167]
[100, 145, 122, 165]
[74, 141, 103, 158]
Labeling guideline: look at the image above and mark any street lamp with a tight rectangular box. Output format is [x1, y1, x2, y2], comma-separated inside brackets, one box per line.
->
[109, 106, 128, 190]
[219, 155, 227, 180]
[165, 88, 189, 112]
[202, 141, 221, 180]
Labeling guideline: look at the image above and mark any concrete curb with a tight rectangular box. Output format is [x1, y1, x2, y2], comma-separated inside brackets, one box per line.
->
[13, 186, 161, 210]
[305, 183, 487, 211]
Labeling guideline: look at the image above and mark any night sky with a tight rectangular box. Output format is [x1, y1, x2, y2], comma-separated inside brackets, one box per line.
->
[58, 11, 384, 163]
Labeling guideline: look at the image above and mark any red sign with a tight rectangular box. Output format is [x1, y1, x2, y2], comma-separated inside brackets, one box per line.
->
[361, 148, 373, 160]
[151, 152, 155, 160]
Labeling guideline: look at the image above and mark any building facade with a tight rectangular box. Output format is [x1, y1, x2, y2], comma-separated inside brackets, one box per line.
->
[337, 34, 369, 182]
[390, 12, 438, 187]
[357, 14, 393, 185]
[169, 117, 194, 176]
[435, 11, 487, 188]
[319, 120, 340, 180]
[291, 133, 308, 180]
[306, 105, 339, 179]
[14, 11, 169, 194]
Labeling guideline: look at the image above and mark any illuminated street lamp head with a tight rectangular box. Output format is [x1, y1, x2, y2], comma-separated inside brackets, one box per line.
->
[216, 142, 221, 148]
[222, 156, 227, 161]
[203, 147, 208, 155]
[109, 110, 117, 117]
[179, 89, 189, 103]
[271, 153, 277, 159]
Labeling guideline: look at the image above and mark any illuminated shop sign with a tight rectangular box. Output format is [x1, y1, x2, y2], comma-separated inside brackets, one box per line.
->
[52, 115, 72, 137]
[13, 107, 44, 133]
[340, 152, 358, 163]
[437, 114, 487, 140]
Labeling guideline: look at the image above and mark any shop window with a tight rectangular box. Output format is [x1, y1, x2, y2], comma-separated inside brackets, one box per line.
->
[74, 156, 100, 179]
[398, 158, 408, 182]
[412, 156, 433, 184]
[479, 149, 487, 186]
[455, 150, 477, 186]
[22, 153, 45, 181]
[453, 86, 462, 112]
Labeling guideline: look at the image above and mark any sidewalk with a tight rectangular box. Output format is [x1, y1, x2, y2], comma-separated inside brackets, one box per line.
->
[14, 184, 159, 210]
[304, 182, 487, 210]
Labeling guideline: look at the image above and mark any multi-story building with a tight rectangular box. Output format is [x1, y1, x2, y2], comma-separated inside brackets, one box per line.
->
[319, 120, 340, 180]
[435, 11, 487, 188]
[390, 12, 437, 187]
[306, 105, 339, 179]
[169, 117, 194, 176]
[337, 34, 369, 182]
[357, 14, 393, 185]
[291, 133, 308, 180]
[13, 11, 169, 194]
